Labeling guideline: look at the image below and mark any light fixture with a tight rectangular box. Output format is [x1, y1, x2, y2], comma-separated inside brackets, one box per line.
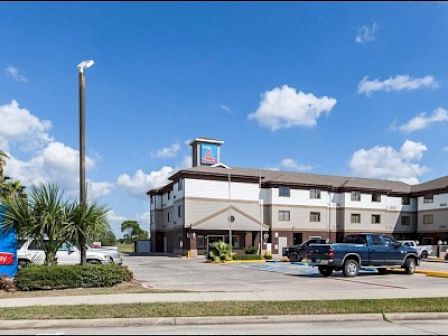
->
[77, 60, 95, 73]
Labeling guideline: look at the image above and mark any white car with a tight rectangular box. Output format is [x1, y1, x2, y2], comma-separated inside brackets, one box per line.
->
[399, 240, 433, 259]
[17, 239, 121, 268]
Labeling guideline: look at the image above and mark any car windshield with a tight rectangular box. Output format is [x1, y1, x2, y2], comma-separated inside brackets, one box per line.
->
[16, 240, 26, 249]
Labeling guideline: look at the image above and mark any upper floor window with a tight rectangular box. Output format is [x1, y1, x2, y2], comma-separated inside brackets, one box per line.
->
[167, 191, 171, 200]
[372, 193, 381, 203]
[371, 214, 381, 224]
[178, 205, 183, 218]
[310, 189, 321, 199]
[401, 216, 411, 226]
[278, 210, 290, 221]
[402, 196, 411, 205]
[279, 186, 290, 197]
[167, 212, 171, 222]
[351, 213, 361, 224]
[309, 212, 321, 222]
[351, 191, 361, 201]
[150, 196, 154, 204]
[424, 194, 434, 204]
[423, 214, 434, 224]
[178, 179, 183, 191]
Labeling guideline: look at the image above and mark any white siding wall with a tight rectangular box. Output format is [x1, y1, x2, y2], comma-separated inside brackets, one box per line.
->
[344, 192, 417, 212]
[271, 188, 330, 207]
[185, 179, 260, 201]
[418, 193, 448, 211]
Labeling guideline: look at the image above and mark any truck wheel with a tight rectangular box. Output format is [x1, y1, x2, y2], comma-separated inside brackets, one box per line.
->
[404, 257, 416, 275]
[318, 266, 333, 277]
[290, 252, 301, 262]
[343, 259, 359, 277]
[18, 259, 30, 270]
[420, 251, 428, 259]
[378, 268, 388, 275]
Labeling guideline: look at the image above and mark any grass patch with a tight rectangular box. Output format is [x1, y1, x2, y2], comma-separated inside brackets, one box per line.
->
[0, 281, 185, 299]
[1, 298, 448, 320]
[117, 243, 134, 254]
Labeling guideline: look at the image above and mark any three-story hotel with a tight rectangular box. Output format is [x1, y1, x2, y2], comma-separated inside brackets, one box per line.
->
[148, 138, 448, 257]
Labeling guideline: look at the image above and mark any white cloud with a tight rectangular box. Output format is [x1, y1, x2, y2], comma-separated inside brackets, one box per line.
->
[349, 140, 428, 185]
[116, 155, 192, 197]
[279, 158, 313, 172]
[248, 85, 337, 131]
[220, 104, 232, 114]
[4, 65, 28, 83]
[151, 143, 180, 158]
[358, 75, 439, 97]
[398, 107, 448, 133]
[355, 23, 378, 44]
[0, 100, 52, 150]
[88, 181, 113, 199]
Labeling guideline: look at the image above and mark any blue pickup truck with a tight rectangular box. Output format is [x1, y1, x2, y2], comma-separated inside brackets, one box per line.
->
[307, 233, 420, 277]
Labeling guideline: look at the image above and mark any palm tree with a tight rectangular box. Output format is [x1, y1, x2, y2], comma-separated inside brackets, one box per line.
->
[0, 150, 9, 182]
[66, 201, 109, 264]
[1, 183, 70, 264]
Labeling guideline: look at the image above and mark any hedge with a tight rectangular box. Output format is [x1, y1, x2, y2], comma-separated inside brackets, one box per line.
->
[233, 254, 263, 261]
[15, 263, 133, 291]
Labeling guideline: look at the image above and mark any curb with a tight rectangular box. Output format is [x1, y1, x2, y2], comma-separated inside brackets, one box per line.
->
[416, 270, 448, 279]
[2, 312, 448, 330]
[0, 314, 383, 330]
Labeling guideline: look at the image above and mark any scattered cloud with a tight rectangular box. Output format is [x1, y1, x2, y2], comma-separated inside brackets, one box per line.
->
[1, 100, 111, 200]
[398, 107, 448, 133]
[0, 100, 52, 151]
[358, 75, 439, 97]
[248, 85, 337, 131]
[443, 146, 448, 153]
[279, 158, 313, 172]
[355, 23, 378, 44]
[4, 65, 28, 83]
[151, 143, 180, 158]
[116, 155, 192, 197]
[349, 140, 428, 185]
[220, 104, 232, 114]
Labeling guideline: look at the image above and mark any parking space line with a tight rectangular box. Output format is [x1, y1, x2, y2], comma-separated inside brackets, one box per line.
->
[329, 278, 407, 289]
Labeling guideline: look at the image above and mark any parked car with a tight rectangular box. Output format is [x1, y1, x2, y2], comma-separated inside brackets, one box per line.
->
[398, 240, 433, 259]
[17, 239, 120, 268]
[282, 238, 327, 262]
[307, 233, 419, 278]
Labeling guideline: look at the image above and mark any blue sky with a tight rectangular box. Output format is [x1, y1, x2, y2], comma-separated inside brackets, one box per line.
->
[1, 2, 448, 236]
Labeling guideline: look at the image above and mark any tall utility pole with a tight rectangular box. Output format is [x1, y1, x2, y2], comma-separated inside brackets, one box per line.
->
[77, 60, 94, 205]
[259, 169, 263, 255]
[228, 171, 232, 254]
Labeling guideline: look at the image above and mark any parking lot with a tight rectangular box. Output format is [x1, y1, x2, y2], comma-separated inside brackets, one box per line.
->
[124, 256, 448, 299]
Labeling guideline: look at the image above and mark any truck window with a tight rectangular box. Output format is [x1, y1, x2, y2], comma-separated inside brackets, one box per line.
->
[371, 235, 383, 245]
[382, 235, 397, 247]
[343, 235, 367, 244]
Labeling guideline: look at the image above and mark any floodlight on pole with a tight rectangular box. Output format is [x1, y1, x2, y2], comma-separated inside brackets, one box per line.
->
[77, 60, 94, 73]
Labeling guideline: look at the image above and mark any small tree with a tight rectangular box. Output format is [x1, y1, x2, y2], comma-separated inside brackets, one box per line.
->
[121, 220, 148, 242]
[1, 184, 70, 264]
[66, 202, 109, 264]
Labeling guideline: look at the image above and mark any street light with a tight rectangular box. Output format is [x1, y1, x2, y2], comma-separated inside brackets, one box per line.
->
[77, 60, 94, 205]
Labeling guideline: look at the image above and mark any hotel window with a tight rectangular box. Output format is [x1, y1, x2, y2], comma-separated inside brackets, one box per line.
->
[372, 193, 381, 203]
[167, 191, 171, 200]
[310, 189, 321, 199]
[310, 212, 321, 222]
[402, 196, 411, 205]
[424, 195, 434, 204]
[167, 212, 171, 223]
[351, 213, 361, 224]
[371, 214, 381, 224]
[178, 205, 183, 218]
[279, 186, 290, 197]
[150, 196, 154, 204]
[423, 214, 434, 224]
[351, 191, 361, 201]
[401, 216, 411, 226]
[278, 210, 290, 222]
[197, 235, 205, 249]
[178, 179, 183, 191]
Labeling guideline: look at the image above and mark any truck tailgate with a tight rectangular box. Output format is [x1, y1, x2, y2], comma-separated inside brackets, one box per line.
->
[307, 244, 332, 261]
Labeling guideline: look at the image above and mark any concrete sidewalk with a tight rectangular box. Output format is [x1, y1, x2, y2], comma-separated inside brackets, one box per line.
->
[2, 287, 448, 308]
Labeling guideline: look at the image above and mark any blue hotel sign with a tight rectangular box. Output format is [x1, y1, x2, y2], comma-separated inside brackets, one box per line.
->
[200, 144, 218, 165]
[0, 207, 17, 278]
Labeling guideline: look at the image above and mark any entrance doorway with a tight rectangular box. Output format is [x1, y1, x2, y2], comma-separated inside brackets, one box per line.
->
[293, 233, 303, 245]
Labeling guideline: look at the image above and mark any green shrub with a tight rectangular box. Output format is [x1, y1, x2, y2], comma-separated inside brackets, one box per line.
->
[263, 253, 273, 260]
[15, 263, 133, 291]
[233, 254, 263, 261]
[244, 246, 259, 255]
[208, 241, 232, 262]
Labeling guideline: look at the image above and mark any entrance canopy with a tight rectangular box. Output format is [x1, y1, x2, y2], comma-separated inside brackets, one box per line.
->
[191, 205, 269, 231]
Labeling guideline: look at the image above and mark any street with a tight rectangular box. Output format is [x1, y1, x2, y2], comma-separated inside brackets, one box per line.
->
[3, 319, 448, 335]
